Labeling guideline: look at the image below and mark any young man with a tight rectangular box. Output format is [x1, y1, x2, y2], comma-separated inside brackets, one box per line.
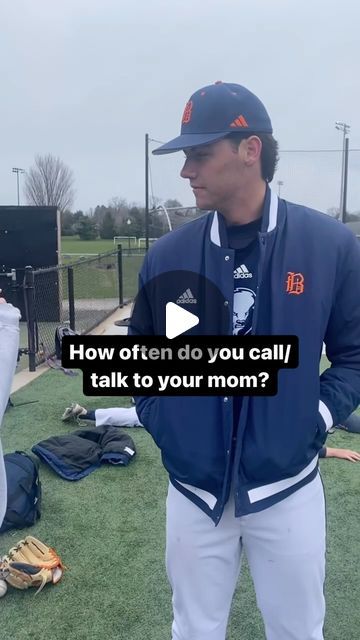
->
[319, 446, 360, 462]
[130, 82, 360, 640]
[335, 411, 360, 433]
[60, 402, 360, 463]
[60, 401, 360, 437]
[0, 292, 21, 526]
[61, 402, 142, 428]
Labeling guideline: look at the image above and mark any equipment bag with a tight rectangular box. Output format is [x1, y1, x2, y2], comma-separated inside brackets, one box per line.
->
[55, 324, 78, 360]
[0, 451, 42, 533]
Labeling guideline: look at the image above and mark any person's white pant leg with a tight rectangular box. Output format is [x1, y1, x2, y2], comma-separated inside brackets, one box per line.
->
[0, 303, 20, 525]
[242, 473, 326, 640]
[166, 482, 242, 640]
[95, 406, 142, 427]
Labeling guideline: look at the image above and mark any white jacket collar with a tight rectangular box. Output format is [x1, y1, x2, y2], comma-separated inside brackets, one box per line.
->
[210, 187, 278, 247]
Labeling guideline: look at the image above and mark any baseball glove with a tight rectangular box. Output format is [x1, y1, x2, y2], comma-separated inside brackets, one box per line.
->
[0, 535, 65, 594]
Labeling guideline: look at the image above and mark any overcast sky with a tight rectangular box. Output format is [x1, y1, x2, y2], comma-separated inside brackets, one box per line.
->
[1, 0, 359, 214]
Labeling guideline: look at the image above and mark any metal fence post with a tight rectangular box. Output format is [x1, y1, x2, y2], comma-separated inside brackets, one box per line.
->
[67, 266, 75, 330]
[117, 244, 124, 307]
[24, 266, 36, 372]
[9, 268, 18, 308]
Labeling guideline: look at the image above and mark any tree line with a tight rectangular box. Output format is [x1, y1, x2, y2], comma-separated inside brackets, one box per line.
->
[61, 203, 178, 241]
[23, 153, 201, 240]
[23, 153, 360, 241]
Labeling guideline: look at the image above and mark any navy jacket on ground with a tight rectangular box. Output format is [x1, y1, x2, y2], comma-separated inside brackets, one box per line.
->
[131, 189, 360, 523]
[32, 426, 136, 480]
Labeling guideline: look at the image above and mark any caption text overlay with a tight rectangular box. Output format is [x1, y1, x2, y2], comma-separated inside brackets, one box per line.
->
[62, 335, 299, 396]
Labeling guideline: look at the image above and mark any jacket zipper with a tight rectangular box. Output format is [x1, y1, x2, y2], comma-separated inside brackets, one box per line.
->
[216, 233, 268, 522]
[250, 232, 267, 336]
[231, 232, 267, 512]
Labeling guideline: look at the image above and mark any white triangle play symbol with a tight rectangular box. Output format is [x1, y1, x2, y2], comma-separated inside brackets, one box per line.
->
[166, 302, 199, 339]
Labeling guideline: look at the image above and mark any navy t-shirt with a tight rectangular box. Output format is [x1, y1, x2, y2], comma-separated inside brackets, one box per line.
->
[227, 217, 262, 444]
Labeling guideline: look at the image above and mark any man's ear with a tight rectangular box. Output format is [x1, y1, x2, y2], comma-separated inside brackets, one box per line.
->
[243, 136, 262, 166]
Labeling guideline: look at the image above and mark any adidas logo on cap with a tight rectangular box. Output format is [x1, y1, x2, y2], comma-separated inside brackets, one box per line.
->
[234, 264, 253, 279]
[176, 288, 197, 304]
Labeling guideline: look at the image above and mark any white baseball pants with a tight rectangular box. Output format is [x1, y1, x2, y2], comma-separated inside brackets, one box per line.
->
[0, 303, 20, 526]
[94, 406, 142, 428]
[166, 473, 326, 640]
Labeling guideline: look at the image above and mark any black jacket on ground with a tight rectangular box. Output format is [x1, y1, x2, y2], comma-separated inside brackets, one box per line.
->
[32, 426, 136, 480]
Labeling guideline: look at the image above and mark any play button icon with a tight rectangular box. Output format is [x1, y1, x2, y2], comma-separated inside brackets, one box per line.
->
[166, 302, 199, 339]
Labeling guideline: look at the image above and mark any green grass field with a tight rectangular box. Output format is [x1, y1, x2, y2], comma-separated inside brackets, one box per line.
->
[60, 254, 142, 300]
[1, 365, 359, 639]
[61, 236, 140, 257]
[60, 236, 143, 300]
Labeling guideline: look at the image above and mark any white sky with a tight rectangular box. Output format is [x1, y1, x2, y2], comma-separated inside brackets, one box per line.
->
[1, 0, 359, 213]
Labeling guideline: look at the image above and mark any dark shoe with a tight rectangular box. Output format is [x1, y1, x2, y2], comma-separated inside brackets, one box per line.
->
[114, 317, 131, 327]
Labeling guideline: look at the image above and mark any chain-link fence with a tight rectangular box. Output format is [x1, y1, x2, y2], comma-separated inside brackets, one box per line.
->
[121, 251, 144, 301]
[12, 247, 143, 370]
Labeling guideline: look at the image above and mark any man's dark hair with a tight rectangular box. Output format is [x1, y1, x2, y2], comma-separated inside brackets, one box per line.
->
[226, 133, 279, 183]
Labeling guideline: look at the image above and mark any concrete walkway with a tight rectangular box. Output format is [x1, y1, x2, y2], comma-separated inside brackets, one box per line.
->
[11, 302, 133, 394]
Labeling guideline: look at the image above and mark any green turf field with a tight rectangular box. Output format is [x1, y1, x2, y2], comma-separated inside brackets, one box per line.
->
[1, 366, 359, 639]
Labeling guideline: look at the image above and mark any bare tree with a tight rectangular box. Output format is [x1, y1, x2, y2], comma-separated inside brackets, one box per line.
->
[24, 154, 75, 211]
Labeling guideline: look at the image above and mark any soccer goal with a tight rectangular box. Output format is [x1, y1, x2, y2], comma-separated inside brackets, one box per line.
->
[137, 237, 159, 249]
[113, 236, 137, 248]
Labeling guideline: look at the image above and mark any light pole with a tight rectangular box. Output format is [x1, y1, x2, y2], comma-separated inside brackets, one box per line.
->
[145, 135, 168, 250]
[145, 134, 149, 251]
[335, 121, 350, 222]
[277, 180, 284, 197]
[12, 167, 25, 205]
[126, 219, 132, 249]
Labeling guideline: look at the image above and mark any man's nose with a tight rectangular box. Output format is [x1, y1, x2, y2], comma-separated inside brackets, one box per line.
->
[180, 159, 196, 180]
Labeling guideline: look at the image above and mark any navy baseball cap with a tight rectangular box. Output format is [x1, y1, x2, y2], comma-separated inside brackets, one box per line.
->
[153, 81, 273, 155]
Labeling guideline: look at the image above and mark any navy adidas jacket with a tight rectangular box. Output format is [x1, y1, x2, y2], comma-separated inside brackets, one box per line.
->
[131, 189, 360, 523]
